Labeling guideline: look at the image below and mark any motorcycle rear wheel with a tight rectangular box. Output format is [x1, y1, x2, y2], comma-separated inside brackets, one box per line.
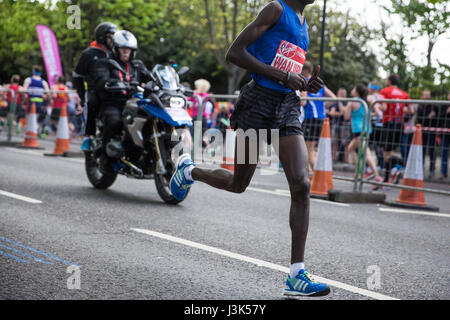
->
[85, 152, 118, 189]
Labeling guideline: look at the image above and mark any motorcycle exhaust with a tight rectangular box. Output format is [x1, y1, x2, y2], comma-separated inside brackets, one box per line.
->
[120, 157, 144, 178]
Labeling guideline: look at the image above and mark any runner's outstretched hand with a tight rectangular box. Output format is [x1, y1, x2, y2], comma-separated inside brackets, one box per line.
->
[306, 65, 323, 93]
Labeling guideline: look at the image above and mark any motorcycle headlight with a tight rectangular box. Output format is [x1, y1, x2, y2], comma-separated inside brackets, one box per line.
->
[169, 97, 185, 108]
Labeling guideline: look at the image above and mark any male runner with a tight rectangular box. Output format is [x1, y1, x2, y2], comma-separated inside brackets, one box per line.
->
[170, 0, 330, 297]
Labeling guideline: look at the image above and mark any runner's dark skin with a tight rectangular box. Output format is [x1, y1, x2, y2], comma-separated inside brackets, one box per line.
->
[191, 0, 322, 264]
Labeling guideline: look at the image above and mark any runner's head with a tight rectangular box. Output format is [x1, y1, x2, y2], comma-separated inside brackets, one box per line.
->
[351, 84, 368, 102]
[194, 79, 211, 94]
[302, 61, 313, 77]
[95, 22, 118, 51]
[421, 89, 431, 100]
[368, 83, 380, 94]
[10, 74, 20, 84]
[337, 87, 347, 97]
[387, 74, 400, 87]
[56, 76, 64, 84]
[32, 65, 42, 77]
[112, 30, 138, 63]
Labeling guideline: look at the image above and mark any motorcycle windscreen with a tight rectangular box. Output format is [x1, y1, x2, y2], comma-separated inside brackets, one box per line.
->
[141, 102, 193, 127]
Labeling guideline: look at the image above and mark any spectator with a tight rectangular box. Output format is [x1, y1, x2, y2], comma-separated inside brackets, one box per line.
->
[327, 88, 347, 162]
[300, 61, 337, 172]
[439, 92, 450, 180]
[50, 76, 69, 134]
[214, 102, 232, 137]
[0, 81, 6, 130]
[367, 82, 385, 172]
[379, 74, 414, 184]
[23, 65, 50, 137]
[344, 84, 383, 188]
[66, 81, 83, 137]
[4, 75, 25, 134]
[417, 89, 439, 179]
[187, 79, 214, 150]
[188, 79, 212, 128]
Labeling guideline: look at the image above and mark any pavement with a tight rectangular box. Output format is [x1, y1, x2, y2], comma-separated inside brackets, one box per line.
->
[0, 134, 449, 300]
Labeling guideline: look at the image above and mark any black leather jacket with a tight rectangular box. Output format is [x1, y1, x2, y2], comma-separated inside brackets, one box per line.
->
[73, 46, 108, 105]
[94, 55, 153, 109]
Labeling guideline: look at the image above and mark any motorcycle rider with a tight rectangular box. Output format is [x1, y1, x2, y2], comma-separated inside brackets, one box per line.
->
[94, 30, 153, 173]
[73, 22, 118, 146]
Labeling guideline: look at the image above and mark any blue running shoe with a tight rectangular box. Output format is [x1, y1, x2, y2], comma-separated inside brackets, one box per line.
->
[283, 269, 330, 297]
[170, 153, 195, 200]
[81, 137, 92, 151]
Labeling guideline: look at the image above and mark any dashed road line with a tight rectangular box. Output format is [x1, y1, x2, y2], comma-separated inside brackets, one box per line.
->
[131, 227, 398, 300]
[247, 186, 350, 207]
[379, 207, 450, 218]
[0, 190, 42, 204]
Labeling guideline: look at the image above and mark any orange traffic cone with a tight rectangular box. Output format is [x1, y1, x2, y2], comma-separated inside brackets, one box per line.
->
[310, 118, 333, 197]
[21, 102, 40, 149]
[396, 124, 427, 206]
[46, 104, 70, 156]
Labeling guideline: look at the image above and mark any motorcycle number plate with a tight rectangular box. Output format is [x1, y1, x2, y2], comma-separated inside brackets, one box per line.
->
[165, 107, 192, 122]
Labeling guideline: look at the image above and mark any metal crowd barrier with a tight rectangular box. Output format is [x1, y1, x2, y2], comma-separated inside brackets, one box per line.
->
[359, 98, 450, 195]
[0, 89, 77, 142]
[192, 93, 371, 192]
[191, 93, 449, 197]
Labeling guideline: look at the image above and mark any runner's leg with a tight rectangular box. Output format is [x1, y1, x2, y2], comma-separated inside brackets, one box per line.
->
[192, 135, 258, 193]
[274, 134, 310, 264]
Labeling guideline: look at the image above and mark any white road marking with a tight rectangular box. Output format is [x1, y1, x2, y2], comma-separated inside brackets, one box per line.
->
[131, 228, 398, 300]
[247, 186, 350, 207]
[5, 147, 43, 156]
[4, 147, 83, 163]
[0, 190, 42, 204]
[379, 208, 450, 218]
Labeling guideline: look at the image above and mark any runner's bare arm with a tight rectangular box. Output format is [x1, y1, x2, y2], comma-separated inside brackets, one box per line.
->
[226, 1, 308, 91]
[323, 85, 336, 107]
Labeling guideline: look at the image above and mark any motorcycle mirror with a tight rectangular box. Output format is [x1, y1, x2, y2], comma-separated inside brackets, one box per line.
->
[177, 66, 189, 76]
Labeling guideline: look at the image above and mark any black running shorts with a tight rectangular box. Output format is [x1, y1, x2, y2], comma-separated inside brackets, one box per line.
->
[230, 81, 304, 141]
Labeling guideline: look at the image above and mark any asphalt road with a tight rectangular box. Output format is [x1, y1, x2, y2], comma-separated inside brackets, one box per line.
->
[0, 139, 449, 301]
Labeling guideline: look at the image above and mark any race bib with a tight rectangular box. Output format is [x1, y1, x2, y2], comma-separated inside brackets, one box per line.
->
[271, 40, 306, 74]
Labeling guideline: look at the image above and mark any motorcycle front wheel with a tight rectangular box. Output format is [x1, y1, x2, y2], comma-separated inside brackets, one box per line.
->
[85, 151, 118, 189]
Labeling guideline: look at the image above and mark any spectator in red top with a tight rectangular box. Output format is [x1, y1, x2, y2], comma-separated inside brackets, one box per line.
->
[379, 74, 414, 184]
[4, 75, 25, 133]
[50, 76, 69, 133]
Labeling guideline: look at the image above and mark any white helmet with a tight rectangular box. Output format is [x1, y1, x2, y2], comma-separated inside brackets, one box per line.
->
[112, 30, 138, 60]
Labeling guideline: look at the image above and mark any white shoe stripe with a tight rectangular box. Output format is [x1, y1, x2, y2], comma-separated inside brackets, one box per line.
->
[174, 174, 181, 185]
[295, 279, 302, 290]
[300, 282, 308, 292]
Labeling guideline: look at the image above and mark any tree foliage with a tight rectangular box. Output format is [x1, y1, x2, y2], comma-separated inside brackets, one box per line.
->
[0, 0, 447, 97]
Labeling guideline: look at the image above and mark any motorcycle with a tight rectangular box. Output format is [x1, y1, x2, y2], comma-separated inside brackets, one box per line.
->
[83, 63, 194, 204]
